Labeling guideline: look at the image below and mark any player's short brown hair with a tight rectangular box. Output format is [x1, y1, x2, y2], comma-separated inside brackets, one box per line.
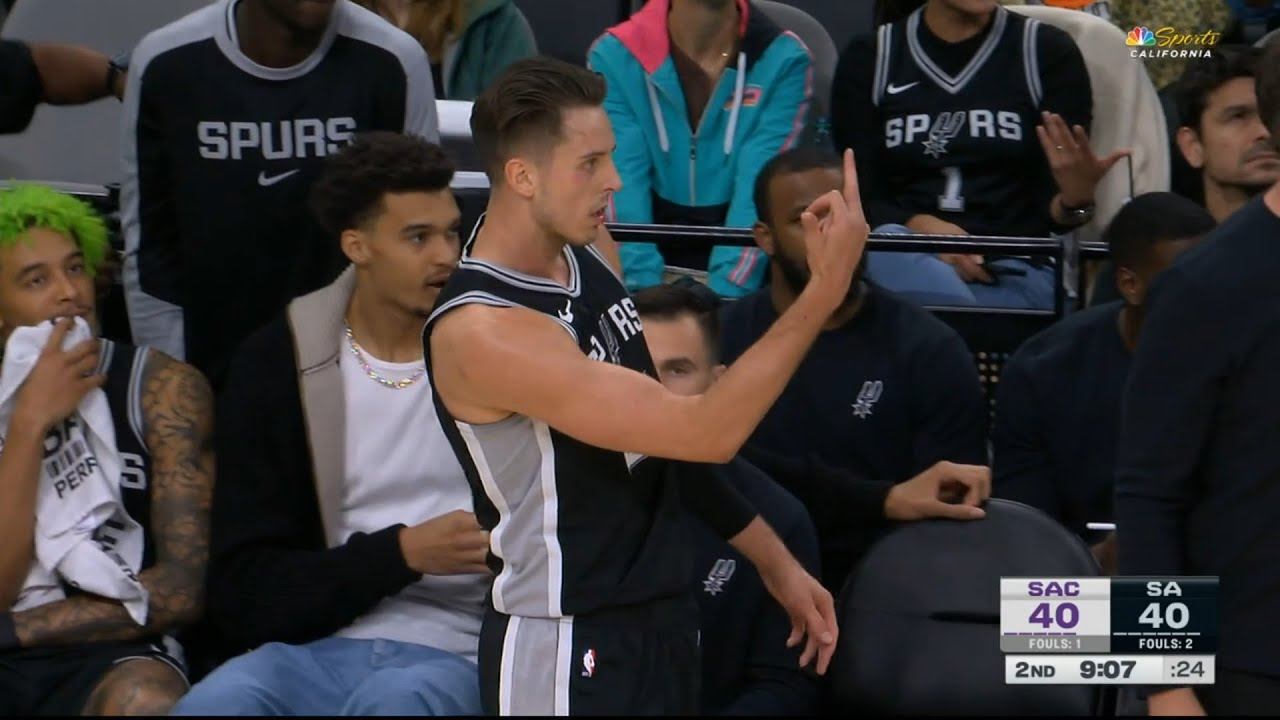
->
[470, 56, 607, 180]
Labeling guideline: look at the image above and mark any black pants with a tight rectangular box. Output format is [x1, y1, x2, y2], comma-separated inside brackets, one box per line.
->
[479, 596, 701, 716]
[0, 638, 185, 716]
[1197, 668, 1280, 715]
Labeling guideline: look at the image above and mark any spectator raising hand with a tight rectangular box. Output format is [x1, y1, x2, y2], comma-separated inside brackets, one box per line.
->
[1036, 111, 1132, 211]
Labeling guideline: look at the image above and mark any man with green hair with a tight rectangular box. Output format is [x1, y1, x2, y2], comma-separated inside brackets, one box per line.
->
[0, 184, 215, 715]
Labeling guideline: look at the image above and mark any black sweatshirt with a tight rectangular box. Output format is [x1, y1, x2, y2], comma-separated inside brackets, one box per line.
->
[205, 314, 419, 658]
[688, 459, 821, 716]
[992, 301, 1130, 543]
[720, 287, 989, 593]
[1116, 195, 1280, 678]
[830, 11, 1092, 237]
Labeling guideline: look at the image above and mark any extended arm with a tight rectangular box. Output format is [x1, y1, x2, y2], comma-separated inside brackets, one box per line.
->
[433, 288, 839, 464]
[434, 152, 865, 463]
[13, 352, 214, 647]
[720, 503, 822, 715]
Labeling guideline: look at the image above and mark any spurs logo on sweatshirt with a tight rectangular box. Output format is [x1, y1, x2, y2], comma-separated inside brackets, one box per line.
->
[703, 558, 737, 596]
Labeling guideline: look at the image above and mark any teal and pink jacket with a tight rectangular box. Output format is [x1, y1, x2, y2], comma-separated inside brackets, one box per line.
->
[588, 0, 813, 297]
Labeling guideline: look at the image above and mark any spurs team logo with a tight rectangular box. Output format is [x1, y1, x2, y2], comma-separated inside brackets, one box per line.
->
[196, 117, 357, 161]
[852, 380, 884, 419]
[586, 298, 643, 364]
[582, 648, 597, 678]
[884, 110, 1024, 152]
[922, 112, 967, 158]
[703, 558, 737, 596]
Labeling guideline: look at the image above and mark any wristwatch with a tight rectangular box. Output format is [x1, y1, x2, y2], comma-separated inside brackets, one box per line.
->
[105, 51, 129, 98]
[1059, 198, 1095, 226]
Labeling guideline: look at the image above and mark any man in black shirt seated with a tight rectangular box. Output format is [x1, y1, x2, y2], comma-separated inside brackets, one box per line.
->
[1117, 42, 1280, 716]
[720, 146, 992, 595]
[991, 192, 1214, 568]
[634, 282, 821, 716]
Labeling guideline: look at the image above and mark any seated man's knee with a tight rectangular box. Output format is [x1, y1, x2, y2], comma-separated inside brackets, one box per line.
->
[170, 642, 296, 715]
[343, 662, 482, 716]
[83, 658, 187, 716]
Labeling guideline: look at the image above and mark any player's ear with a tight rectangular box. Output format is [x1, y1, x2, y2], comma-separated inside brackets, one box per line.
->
[1175, 126, 1204, 170]
[1114, 264, 1143, 307]
[505, 157, 537, 199]
[341, 228, 371, 266]
[752, 221, 776, 256]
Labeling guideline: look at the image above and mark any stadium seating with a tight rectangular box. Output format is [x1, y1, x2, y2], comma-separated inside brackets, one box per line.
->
[0, 0, 214, 190]
[756, 1, 836, 122]
[514, 0, 629, 66]
[1007, 5, 1171, 245]
[827, 498, 1106, 716]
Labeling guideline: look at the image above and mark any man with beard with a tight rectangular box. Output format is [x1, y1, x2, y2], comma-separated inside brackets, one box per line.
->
[1175, 45, 1280, 222]
[719, 147, 992, 594]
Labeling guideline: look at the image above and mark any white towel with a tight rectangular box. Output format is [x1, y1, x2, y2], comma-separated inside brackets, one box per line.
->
[0, 318, 148, 624]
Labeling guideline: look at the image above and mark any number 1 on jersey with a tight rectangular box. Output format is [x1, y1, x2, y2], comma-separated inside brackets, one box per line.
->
[938, 166, 966, 213]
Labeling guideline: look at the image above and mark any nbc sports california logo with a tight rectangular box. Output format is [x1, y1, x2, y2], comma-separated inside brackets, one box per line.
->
[1125, 25, 1220, 59]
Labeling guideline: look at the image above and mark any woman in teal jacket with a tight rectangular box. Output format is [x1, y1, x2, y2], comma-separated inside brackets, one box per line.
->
[589, 0, 814, 297]
[356, 0, 536, 101]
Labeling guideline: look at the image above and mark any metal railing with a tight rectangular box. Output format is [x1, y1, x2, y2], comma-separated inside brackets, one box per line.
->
[607, 223, 1082, 317]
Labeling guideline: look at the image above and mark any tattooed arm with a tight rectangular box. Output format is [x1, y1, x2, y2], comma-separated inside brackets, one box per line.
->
[12, 350, 214, 647]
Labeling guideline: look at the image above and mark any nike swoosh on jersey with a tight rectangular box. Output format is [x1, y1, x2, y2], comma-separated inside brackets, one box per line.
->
[257, 169, 300, 187]
[886, 81, 920, 95]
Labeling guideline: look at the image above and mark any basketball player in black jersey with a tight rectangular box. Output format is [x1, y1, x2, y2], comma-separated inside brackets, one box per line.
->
[834, 0, 1127, 308]
[425, 56, 863, 716]
[0, 185, 215, 715]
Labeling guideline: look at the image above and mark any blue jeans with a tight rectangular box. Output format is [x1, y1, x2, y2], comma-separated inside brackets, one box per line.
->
[170, 638, 482, 716]
[867, 224, 1056, 310]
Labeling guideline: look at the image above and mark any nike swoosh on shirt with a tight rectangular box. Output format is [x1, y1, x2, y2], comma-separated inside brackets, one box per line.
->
[257, 169, 300, 187]
[886, 81, 920, 95]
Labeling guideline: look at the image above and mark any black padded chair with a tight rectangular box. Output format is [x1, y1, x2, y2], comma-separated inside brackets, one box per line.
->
[826, 498, 1106, 716]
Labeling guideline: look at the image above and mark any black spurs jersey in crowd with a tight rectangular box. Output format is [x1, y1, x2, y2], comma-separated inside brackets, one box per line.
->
[122, 0, 438, 387]
[424, 221, 690, 619]
[871, 5, 1052, 238]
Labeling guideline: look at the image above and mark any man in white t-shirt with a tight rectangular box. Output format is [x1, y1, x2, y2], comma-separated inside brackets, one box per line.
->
[172, 132, 486, 716]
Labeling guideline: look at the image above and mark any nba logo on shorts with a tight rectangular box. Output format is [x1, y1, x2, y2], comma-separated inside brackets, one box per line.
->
[582, 648, 597, 678]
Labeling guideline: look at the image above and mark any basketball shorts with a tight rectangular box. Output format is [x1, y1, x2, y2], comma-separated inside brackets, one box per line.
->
[479, 595, 701, 716]
[0, 637, 187, 715]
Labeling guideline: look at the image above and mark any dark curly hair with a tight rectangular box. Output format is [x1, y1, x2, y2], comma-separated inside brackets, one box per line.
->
[309, 131, 455, 237]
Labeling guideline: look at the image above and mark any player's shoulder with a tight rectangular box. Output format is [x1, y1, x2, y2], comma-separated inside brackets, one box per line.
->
[132, 0, 221, 75]
[135, 347, 215, 424]
[1007, 301, 1121, 375]
[334, 0, 431, 70]
[429, 299, 559, 347]
[868, 285, 970, 349]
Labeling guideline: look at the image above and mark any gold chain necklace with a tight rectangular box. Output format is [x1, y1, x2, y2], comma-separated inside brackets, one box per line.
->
[344, 322, 425, 390]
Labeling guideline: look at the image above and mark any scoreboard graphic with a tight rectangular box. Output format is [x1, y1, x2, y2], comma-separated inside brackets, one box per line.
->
[1000, 577, 1217, 685]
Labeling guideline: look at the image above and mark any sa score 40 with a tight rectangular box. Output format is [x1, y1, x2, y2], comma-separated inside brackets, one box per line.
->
[999, 577, 1218, 654]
